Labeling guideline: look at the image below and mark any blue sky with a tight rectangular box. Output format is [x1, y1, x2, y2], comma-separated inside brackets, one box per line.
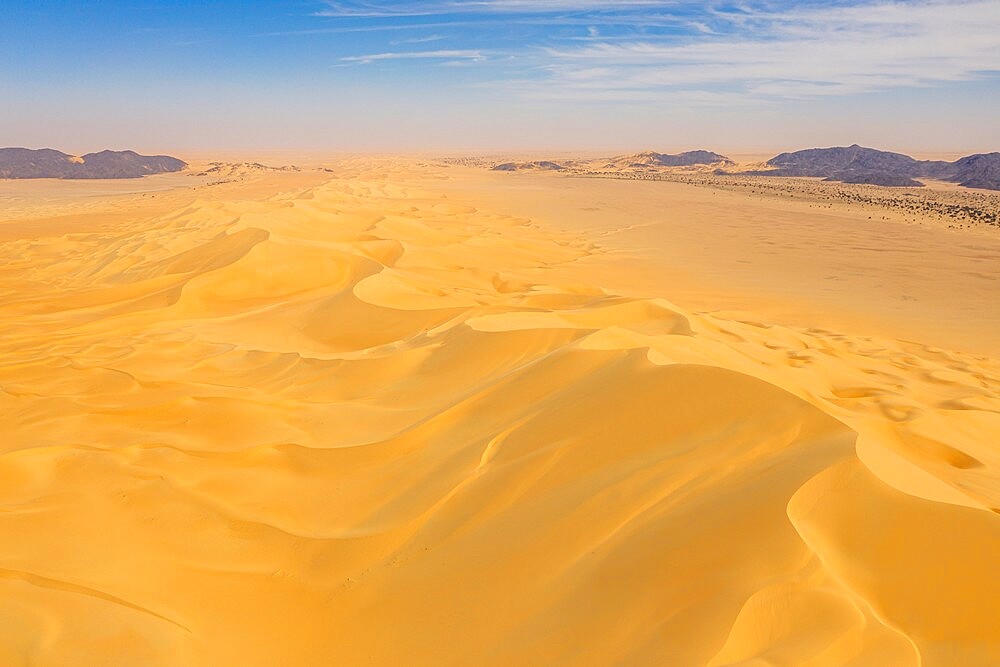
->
[1, 0, 998, 153]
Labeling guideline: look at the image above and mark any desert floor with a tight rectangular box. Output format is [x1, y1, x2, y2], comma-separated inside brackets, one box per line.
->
[0, 158, 998, 665]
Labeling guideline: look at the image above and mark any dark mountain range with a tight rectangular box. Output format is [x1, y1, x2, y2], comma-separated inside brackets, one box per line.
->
[764, 144, 953, 179]
[0, 148, 186, 179]
[607, 150, 733, 169]
[745, 145, 1000, 190]
[950, 153, 1000, 190]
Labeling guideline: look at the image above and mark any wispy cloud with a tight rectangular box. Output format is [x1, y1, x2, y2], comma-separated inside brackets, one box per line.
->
[323, 0, 1000, 104]
[317, 0, 673, 18]
[341, 49, 487, 63]
[260, 21, 487, 37]
[535, 1, 1000, 101]
[393, 34, 447, 44]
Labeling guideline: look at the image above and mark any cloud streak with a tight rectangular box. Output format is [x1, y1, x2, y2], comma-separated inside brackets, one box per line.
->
[317, 0, 675, 18]
[341, 49, 486, 63]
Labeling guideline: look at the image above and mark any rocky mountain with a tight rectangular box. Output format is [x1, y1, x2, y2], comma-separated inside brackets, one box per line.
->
[607, 150, 733, 169]
[763, 145, 951, 179]
[747, 145, 1000, 190]
[950, 153, 1000, 190]
[0, 148, 186, 179]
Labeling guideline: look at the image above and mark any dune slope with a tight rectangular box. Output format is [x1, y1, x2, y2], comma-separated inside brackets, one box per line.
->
[0, 163, 998, 665]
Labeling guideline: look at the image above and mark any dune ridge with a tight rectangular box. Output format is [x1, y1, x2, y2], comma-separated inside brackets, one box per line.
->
[0, 160, 998, 665]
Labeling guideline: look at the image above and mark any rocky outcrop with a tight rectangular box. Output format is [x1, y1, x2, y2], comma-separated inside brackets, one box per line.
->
[0, 148, 186, 179]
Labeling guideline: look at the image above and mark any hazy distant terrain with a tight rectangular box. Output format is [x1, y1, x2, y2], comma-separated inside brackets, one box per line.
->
[486, 145, 1000, 191]
[0, 148, 186, 179]
[604, 150, 734, 169]
[491, 160, 565, 172]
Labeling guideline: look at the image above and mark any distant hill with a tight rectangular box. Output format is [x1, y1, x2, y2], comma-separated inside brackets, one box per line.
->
[606, 150, 733, 169]
[0, 148, 186, 179]
[743, 145, 1000, 190]
[763, 145, 951, 179]
[492, 161, 565, 172]
[951, 153, 1000, 190]
[193, 161, 301, 180]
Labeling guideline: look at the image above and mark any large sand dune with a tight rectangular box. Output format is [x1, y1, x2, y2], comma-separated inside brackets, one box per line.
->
[0, 159, 998, 665]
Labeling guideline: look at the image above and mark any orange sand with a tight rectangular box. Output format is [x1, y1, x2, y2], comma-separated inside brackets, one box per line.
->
[0, 158, 997, 665]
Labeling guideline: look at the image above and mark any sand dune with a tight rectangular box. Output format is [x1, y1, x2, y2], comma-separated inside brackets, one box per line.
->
[0, 159, 998, 665]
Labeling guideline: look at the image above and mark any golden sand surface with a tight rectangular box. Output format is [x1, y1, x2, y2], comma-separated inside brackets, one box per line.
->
[1, 158, 998, 665]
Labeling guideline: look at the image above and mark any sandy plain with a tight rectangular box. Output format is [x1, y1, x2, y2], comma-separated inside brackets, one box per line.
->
[0, 157, 998, 665]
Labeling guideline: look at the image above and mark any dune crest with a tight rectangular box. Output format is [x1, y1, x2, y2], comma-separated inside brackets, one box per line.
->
[0, 161, 998, 665]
